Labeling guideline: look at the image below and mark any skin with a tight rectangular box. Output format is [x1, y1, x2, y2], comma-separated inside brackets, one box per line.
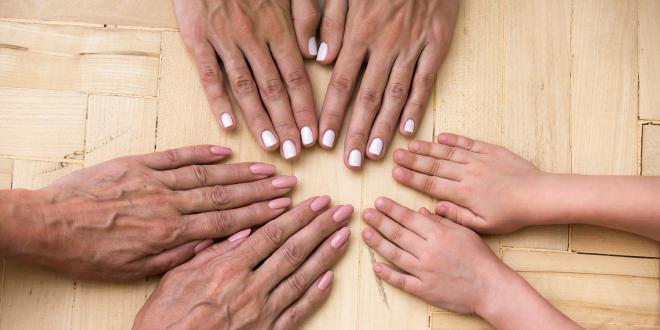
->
[362, 197, 580, 329]
[134, 197, 354, 330]
[174, 0, 319, 160]
[0, 145, 297, 280]
[317, 0, 459, 169]
[393, 132, 660, 241]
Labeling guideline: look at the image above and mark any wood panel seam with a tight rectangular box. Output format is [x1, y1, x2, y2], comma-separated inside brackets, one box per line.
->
[0, 18, 179, 32]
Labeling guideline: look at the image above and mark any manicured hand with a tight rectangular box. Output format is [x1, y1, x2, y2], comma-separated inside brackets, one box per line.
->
[5, 145, 296, 280]
[393, 133, 546, 234]
[317, 0, 459, 169]
[133, 197, 354, 329]
[173, 0, 319, 160]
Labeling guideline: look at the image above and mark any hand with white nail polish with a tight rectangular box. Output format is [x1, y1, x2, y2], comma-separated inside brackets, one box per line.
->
[134, 197, 353, 330]
[0, 145, 294, 281]
[174, 0, 319, 160]
[316, 0, 459, 169]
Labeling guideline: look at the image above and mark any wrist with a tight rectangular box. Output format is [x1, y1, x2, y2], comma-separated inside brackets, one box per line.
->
[0, 189, 51, 258]
[517, 172, 573, 227]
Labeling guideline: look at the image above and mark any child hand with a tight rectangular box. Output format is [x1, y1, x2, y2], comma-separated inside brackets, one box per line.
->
[392, 132, 548, 234]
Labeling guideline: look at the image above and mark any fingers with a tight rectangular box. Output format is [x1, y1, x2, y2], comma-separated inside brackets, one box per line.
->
[136, 240, 201, 277]
[362, 225, 417, 273]
[267, 227, 349, 315]
[393, 149, 464, 181]
[436, 132, 493, 153]
[362, 208, 424, 257]
[174, 175, 296, 214]
[373, 262, 423, 295]
[138, 145, 231, 170]
[157, 162, 276, 190]
[319, 47, 367, 149]
[180, 198, 290, 241]
[408, 140, 475, 164]
[255, 204, 354, 289]
[291, 0, 321, 58]
[272, 271, 334, 330]
[235, 196, 332, 267]
[344, 54, 396, 169]
[372, 197, 434, 239]
[392, 166, 458, 200]
[399, 46, 443, 137]
[435, 201, 487, 232]
[316, 0, 347, 63]
[187, 228, 252, 267]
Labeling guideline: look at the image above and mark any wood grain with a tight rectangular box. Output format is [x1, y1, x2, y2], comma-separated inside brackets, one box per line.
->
[639, 0, 660, 120]
[642, 124, 660, 176]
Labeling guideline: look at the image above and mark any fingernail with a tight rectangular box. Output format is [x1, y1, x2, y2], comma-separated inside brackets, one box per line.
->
[317, 271, 333, 290]
[404, 119, 415, 134]
[330, 227, 350, 248]
[322, 130, 336, 148]
[301, 126, 314, 146]
[228, 228, 251, 242]
[362, 208, 375, 221]
[220, 113, 234, 128]
[282, 140, 297, 159]
[193, 239, 213, 254]
[269, 197, 291, 209]
[374, 263, 383, 273]
[348, 149, 362, 167]
[316, 42, 328, 61]
[272, 176, 297, 188]
[261, 130, 277, 148]
[308, 37, 318, 56]
[250, 163, 276, 175]
[210, 146, 231, 155]
[363, 228, 373, 241]
[438, 134, 448, 142]
[375, 197, 386, 209]
[311, 195, 331, 212]
[368, 138, 383, 156]
[392, 166, 406, 180]
[333, 204, 354, 223]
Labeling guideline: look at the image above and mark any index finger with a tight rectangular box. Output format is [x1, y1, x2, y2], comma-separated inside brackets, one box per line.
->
[138, 145, 232, 170]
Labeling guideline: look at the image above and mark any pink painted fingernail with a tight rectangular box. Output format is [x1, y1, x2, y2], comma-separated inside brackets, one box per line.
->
[269, 197, 291, 209]
[333, 205, 354, 223]
[210, 146, 231, 155]
[250, 163, 276, 175]
[311, 195, 331, 212]
[374, 263, 383, 273]
[362, 229, 373, 241]
[317, 271, 333, 290]
[330, 227, 350, 248]
[193, 239, 213, 254]
[272, 176, 297, 188]
[228, 228, 251, 242]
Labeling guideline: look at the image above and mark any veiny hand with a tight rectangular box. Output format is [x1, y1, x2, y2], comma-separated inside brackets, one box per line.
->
[8, 145, 297, 280]
[393, 133, 546, 234]
[174, 0, 319, 160]
[133, 196, 354, 330]
[317, 0, 459, 169]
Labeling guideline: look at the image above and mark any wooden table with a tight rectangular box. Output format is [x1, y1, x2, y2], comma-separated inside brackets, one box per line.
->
[0, 0, 659, 329]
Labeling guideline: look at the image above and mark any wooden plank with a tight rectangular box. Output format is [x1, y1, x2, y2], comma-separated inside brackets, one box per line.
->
[0, 0, 177, 29]
[500, 0, 571, 251]
[642, 124, 660, 176]
[431, 312, 492, 330]
[84, 95, 158, 166]
[639, 0, 660, 120]
[0, 88, 86, 160]
[0, 21, 161, 96]
[0, 160, 81, 330]
[569, 0, 645, 257]
[0, 159, 11, 189]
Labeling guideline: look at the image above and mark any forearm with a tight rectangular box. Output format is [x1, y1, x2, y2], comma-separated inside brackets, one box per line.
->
[0, 189, 46, 258]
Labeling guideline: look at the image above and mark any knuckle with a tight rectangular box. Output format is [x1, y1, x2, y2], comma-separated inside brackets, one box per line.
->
[286, 272, 308, 292]
[464, 137, 476, 151]
[284, 70, 309, 90]
[331, 75, 354, 93]
[446, 147, 458, 161]
[390, 249, 402, 264]
[164, 149, 179, 163]
[231, 73, 257, 94]
[348, 131, 368, 144]
[390, 226, 405, 243]
[274, 121, 295, 132]
[199, 64, 220, 83]
[416, 73, 435, 92]
[406, 100, 425, 113]
[282, 243, 305, 265]
[212, 211, 234, 234]
[263, 224, 285, 247]
[245, 111, 270, 126]
[359, 88, 382, 107]
[321, 15, 340, 31]
[430, 160, 442, 176]
[263, 78, 286, 99]
[395, 275, 408, 290]
[191, 165, 209, 186]
[423, 176, 436, 193]
[388, 82, 408, 100]
[209, 186, 231, 206]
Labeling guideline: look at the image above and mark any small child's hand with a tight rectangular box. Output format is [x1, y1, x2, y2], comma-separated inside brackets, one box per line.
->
[392, 132, 546, 234]
[361, 197, 508, 314]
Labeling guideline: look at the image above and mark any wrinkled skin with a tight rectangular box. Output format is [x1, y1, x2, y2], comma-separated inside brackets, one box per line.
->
[134, 197, 353, 330]
[3, 145, 296, 280]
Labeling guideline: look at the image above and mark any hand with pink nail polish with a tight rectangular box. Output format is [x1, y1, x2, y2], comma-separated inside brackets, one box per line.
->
[134, 196, 353, 330]
[0, 145, 294, 281]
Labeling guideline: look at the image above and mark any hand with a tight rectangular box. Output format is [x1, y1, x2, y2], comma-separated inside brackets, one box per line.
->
[317, 0, 459, 169]
[174, 0, 319, 160]
[361, 198, 580, 329]
[133, 197, 354, 330]
[3, 145, 296, 280]
[393, 133, 546, 234]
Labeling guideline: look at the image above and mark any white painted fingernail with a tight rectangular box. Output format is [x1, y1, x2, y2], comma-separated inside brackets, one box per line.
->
[404, 119, 415, 133]
[348, 149, 362, 167]
[220, 113, 233, 128]
[322, 130, 336, 148]
[261, 130, 277, 148]
[301, 126, 314, 146]
[316, 42, 328, 61]
[368, 138, 383, 156]
[308, 37, 318, 56]
[282, 140, 296, 159]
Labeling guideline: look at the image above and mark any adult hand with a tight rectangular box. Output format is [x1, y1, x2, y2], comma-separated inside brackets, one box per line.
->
[133, 197, 354, 329]
[1, 145, 296, 280]
[174, 0, 320, 160]
[317, 0, 459, 169]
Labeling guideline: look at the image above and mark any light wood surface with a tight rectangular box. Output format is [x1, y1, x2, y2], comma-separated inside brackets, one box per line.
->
[1, 1, 659, 329]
